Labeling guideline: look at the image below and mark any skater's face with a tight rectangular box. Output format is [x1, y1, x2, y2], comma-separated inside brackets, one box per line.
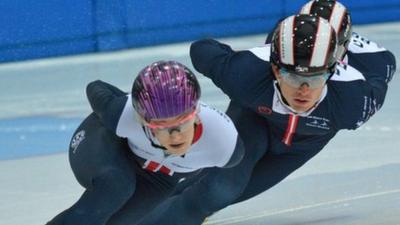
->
[272, 64, 328, 113]
[146, 109, 197, 156]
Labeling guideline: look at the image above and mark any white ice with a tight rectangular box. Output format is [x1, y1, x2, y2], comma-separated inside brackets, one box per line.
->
[0, 22, 399, 225]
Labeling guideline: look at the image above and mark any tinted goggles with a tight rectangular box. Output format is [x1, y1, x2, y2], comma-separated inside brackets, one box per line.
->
[144, 110, 197, 136]
[279, 68, 331, 89]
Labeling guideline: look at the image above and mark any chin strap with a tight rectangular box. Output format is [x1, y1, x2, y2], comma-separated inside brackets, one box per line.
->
[142, 125, 168, 150]
[275, 81, 291, 106]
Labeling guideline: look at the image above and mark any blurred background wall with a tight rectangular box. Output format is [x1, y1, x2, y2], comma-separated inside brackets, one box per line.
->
[1, 0, 400, 63]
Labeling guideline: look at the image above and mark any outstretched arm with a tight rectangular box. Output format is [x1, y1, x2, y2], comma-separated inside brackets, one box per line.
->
[190, 39, 273, 107]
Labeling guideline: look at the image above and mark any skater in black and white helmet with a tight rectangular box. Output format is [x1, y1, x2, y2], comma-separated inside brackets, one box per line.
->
[300, 0, 394, 82]
[46, 60, 244, 225]
[141, 10, 396, 225]
[228, 1, 396, 204]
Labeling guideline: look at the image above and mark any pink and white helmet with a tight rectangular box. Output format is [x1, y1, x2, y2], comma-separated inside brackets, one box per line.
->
[131, 60, 201, 121]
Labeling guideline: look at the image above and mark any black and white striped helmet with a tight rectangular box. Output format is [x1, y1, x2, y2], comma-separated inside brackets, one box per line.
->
[270, 14, 337, 75]
[300, 0, 352, 59]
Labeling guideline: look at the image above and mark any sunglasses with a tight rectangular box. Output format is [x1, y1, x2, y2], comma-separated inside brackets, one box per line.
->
[279, 68, 332, 89]
[144, 110, 197, 136]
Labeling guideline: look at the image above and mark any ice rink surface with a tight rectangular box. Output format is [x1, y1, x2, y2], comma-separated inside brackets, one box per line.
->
[0, 22, 399, 225]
